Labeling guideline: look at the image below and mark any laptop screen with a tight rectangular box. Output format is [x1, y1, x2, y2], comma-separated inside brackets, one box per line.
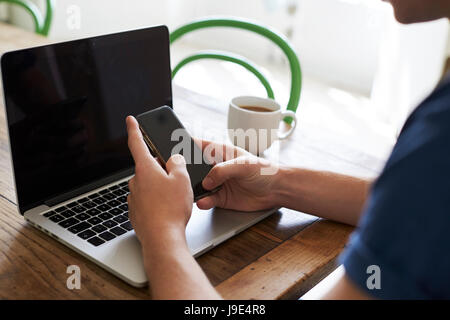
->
[1, 26, 172, 213]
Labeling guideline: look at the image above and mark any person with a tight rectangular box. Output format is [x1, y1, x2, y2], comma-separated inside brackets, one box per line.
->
[126, 0, 450, 299]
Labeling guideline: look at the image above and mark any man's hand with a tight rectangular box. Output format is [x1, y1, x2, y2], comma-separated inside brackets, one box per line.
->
[126, 116, 221, 300]
[196, 140, 370, 227]
[126, 116, 193, 249]
[196, 139, 281, 212]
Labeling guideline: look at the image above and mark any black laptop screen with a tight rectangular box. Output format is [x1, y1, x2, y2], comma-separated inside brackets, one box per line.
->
[1, 26, 172, 212]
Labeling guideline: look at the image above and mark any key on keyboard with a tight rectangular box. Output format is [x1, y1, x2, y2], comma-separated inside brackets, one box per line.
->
[103, 220, 118, 228]
[93, 197, 106, 205]
[97, 204, 111, 212]
[60, 210, 75, 218]
[92, 225, 107, 233]
[113, 215, 127, 224]
[55, 206, 67, 213]
[67, 202, 78, 208]
[87, 217, 102, 225]
[72, 205, 85, 213]
[44, 211, 57, 218]
[82, 201, 96, 209]
[110, 226, 127, 236]
[121, 221, 133, 231]
[107, 200, 121, 207]
[68, 222, 91, 234]
[99, 231, 116, 241]
[78, 229, 96, 240]
[103, 193, 115, 201]
[78, 197, 89, 203]
[109, 208, 123, 216]
[86, 208, 101, 216]
[59, 217, 80, 228]
[98, 212, 113, 220]
[88, 237, 105, 246]
[75, 213, 90, 221]
[49, 214, 64, 222]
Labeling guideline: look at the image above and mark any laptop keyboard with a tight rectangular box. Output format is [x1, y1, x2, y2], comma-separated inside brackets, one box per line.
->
[42, 181, 132, 247]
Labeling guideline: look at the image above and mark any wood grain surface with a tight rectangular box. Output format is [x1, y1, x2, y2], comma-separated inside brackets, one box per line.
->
[0, 22, 387, 299]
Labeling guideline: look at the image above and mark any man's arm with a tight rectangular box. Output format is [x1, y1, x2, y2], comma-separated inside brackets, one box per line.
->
[273, 167, 371, 226]
[142, 230, 221, 300]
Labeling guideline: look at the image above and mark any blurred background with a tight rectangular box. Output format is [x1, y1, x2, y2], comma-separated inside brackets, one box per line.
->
[1, 0, 448, 150]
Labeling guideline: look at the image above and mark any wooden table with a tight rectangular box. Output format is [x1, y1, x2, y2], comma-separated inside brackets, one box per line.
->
[0, 22, 388, 299]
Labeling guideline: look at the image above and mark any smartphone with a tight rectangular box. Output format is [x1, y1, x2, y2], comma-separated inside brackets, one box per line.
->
[136, 106, 220, 202]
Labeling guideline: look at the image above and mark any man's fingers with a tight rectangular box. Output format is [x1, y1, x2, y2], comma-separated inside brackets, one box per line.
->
[196, 196, 216, 210]
[193, 138, 222, 164]
[196, 191, 225, 210]
[202, 157, 251, 190]
[127, 193, 135, 223]
[128, 177, 136, 194]
[194, 138, 215, 152]
[126, 116, 163, 174]
[166, 154, 190, 180]
[126, 116, 151, 164]
[195, 138, 247, 164]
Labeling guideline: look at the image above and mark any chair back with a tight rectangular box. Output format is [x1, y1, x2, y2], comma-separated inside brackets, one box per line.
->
[0, 0, 54, 36]
[170, 17, 302, 124]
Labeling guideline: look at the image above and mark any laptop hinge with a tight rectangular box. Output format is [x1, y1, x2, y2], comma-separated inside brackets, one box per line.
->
[44, 168, 133, 207]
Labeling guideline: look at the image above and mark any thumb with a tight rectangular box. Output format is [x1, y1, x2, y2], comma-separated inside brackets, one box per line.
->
[166, 154, 189, 179]
[196, 191, 225, 210]
[202, 157, 251, 190]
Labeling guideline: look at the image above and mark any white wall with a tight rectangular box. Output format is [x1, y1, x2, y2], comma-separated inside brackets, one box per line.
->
[371, 14, 449, 130]
[0, 2, 9, 21]
[168, 0, 388, 95]
[10, 0, 387, 95]
[293, 0, 388, 95]
[10, 0, 174, 39]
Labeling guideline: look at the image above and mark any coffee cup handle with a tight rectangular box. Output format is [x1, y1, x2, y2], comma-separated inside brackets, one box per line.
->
[278, 110, 297, 140]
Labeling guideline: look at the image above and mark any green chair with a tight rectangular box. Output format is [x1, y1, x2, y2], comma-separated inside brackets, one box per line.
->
[0, 0, 54, 36]
[170, 17, 302, 124]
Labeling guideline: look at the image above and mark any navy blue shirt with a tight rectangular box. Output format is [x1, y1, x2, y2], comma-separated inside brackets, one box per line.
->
[341, 76, 450, 299]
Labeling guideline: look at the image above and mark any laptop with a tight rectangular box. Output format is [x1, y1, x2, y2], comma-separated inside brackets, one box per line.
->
[0, 25, 275, 287]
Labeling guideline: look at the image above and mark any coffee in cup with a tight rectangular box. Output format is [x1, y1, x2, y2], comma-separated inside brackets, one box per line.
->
[227, 96, 297, 155]
[239, 106, 274, 113]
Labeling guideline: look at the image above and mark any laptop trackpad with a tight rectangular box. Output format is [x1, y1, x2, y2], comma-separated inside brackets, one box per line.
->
[186, 205, 274, 256]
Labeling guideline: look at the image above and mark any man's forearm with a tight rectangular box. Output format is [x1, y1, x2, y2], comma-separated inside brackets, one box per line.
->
[273, 167, 371, 226]
[142, 230, 222, 300]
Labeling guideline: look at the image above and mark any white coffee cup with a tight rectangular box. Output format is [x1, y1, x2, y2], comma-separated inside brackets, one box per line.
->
[227, 96, 297, 155]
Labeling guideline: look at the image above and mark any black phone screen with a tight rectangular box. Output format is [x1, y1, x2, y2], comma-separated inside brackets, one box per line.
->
[137, 106, 215, 200]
